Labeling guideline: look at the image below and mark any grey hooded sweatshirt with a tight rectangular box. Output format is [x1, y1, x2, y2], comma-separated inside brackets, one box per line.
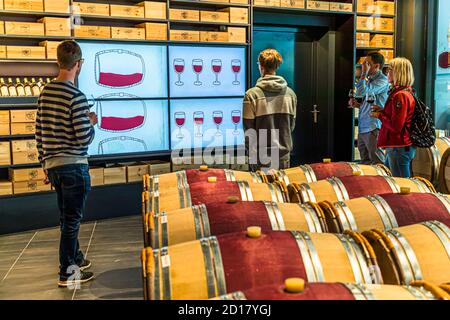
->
[243, 75, 297, 168]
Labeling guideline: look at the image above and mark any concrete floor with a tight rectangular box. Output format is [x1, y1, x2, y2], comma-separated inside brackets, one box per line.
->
[0, 215, 143, 300]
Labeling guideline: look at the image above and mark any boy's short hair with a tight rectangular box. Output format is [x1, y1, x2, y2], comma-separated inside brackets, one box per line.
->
[57, 40, 82, 70]
[258, 49, 283, 72]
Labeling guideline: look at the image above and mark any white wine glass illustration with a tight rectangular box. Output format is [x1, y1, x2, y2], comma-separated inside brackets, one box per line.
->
[231, 59, 241, 85]
[174, 58, 185, 86]
[231, 110, 241, 135]
[213, 111, 223, 137]
[174, 111, 186, 139]
[211, 59, 222, 86]
[192, 59, 203, 86]
[193, 111, 204, 137]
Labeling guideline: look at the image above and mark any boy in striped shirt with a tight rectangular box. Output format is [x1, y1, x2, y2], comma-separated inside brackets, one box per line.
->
[35, 40, 97, 287]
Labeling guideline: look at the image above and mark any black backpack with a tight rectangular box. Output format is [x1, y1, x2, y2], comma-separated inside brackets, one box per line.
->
[406, 89, 436, 148]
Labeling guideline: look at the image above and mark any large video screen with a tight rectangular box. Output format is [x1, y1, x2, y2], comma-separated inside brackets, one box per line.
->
[170, 98, 244, 150]
[77, 42, 168, 99]
[88, 99, 169, 156]
[169, 45, 246, 98]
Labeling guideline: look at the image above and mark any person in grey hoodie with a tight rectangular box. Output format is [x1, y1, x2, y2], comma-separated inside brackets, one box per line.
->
[243, 48, 297, 170]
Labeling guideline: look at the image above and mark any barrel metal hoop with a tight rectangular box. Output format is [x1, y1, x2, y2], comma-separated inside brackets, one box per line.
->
[150, 176, 157, 192]
[199, 204, 212, 238]
[177, 186, 185, 209]
[264, 201, 279, 230]
[232, 292, 247, 300]
[225, 169, 233, 182]
[237, 181, 247, 201]
[343, 283, 371, 300]
[435, 193, 450, 213]
[291, 231, 320, 282]
[404, 286, 430, 300]
[209, 237, 227, 297]
[279, 170, 290, 185]
[430, 146, 441, 182]
[421, 221, 450, 258]
[374, 165, 387, 176]
[299, 231, 325, 282]
[346, 235, 373, 284]
[152, 249, 161, 300]
[384, 176, 401, 193]
[303, 164, 318, 183]
[336, 201, 358, 231]
[152, 214, 160, 249]
[160, 248, 172, 300]
[332, 177, 350, 201]
[367, 195, 399, 230]
[272, 202, 286, 230]
[411, 178, 427, 193]
[192, 206, 204, 240]
[348, 162, 364, 175]
[299, 183, 316, 203]
[327, 178, 345, 202]
[200, 238, 217, 298]
[387, 230, 422, 284]
[442, 136, 450, 146]
[267, 183, 278, 203]
[332, 201, 351, 231]
[243, 181, 253, 201]
[335, 234, 365, 284]
[302, 203, 322, 233]
[160, 212, 169, 248]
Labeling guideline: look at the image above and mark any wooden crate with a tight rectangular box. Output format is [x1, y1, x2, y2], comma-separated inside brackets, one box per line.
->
[356, 32, 371, 41]
[38, 17, 71, 37]
[0, 0, 3, 10]
[357, 0, 375, 13]
[111, 27, 146, 40]
[110, 4, 144, 18]
[0, 22, 4, 35]
[44, 0, 70, 13]
[230, 0, 248, 3]
[4, 0, 43, 12]
[356, 40, 370, 48]
[374, 0, 395, 15]
[13, 180, 51, 194]
[9, 167, 46, 182]
[254, 0, 280, 6]
[126, 164, 149, 183]
[356, 16, 374, 31]
[0, 142, 11, 165]
[6, 46, 46, 59]
[0, 111, 10, 124]
[147, 160, 171, 176]
[370, 34, 394, 48]
[0, 123, 10, 136]
[200, 11, 230, 23]
[169, 9, 200, 21]
[74, 25, 111, 39]
[378, 49, 394, 63]
[39, 41, 60, 60]
[330, 2, 353, 12]
[306, 0, 330, 10]
[218, 7, 248, 24]
[72, 2, 110, 16]
[5, 21, 45, 36]
[137, 23, 167, 40]
[138, 1, 166, 19]
[10, 123, 36, 135]
[280, 0, 305, 8]
[170, 30, 200, 42]
[200, 31, 229, 42]
[104, 166, 127, 185]
[0, 181, 13, 196]
[0, 45, 6, 59]
[11, 140, 38, 165]
[10, 109, 37, 123]
[373, 17, 394, 32]
[228, 27, 247, 43]
[89, 167, 104, 186]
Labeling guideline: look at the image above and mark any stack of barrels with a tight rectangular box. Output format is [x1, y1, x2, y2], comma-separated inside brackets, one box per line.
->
[140, 160, 450, 300]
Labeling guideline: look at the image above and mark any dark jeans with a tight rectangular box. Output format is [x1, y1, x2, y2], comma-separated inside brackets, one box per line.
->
[47, 164, 91, 275]
[385, 146, 417, 178]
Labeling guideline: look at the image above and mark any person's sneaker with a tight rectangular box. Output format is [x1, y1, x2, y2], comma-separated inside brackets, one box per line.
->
[58, 271, 94, 287]
[78, 259, 91, 271]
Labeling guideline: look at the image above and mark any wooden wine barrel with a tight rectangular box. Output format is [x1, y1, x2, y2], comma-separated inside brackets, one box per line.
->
[143, 181, 287, 214]
[320, 193, 450, 233]
[363, 221, 450, 285]
[145, 201, 327, 248]
[143, 168, 267, 192]
[215, 281, 449, 300]
[141, 230, 378, 300]
[412, 137, 450, 184]
[271, 162, 391, 185]
[438, 148, 450, 194]
[288, 175, 436, 204]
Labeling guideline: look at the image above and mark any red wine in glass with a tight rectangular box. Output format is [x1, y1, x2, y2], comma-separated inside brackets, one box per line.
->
[193, 111, 204, 137]
[174, 111, 186, 139]
[174, 58, 185, 86]
[213, 111, 223, 136]
[231, 59, 241, 85]
[192, 59, 203, 86]
[212, 59, 222, 86]
[231, 110, 241, 135]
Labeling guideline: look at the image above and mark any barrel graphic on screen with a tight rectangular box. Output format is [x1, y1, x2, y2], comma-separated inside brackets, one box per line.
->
[95, 49, 145, 88]
[98, 136, 148, 155]
[96, 93, 147, 133]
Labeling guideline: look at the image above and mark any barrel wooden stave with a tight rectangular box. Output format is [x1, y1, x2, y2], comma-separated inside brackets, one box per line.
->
[439, 148, 450, 193]
[412, 137, 450, 183]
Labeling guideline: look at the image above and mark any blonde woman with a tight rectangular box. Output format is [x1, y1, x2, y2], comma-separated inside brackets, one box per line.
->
[370, 57, 416, 177]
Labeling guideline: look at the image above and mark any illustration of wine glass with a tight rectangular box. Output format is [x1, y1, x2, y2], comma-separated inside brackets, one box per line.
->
[193, 111, 204, 137]
[231, 59, 241, 85]
[231, 110, 241, 136]
[211, 59, 222, 86]
[213, 111, 223, 137]
[192, 59, 203, 86]
[173, 58, 185, 86]
[174, 111, 186, 139]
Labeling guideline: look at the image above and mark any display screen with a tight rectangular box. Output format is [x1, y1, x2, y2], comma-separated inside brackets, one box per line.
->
[169, 45, 246, 98]
[170, 98, 244, 150]
[88, 99, 169, 156]
[77, 42, 168, 99]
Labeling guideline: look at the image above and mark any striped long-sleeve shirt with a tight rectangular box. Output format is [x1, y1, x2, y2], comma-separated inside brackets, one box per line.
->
[35, 80, 95, 170]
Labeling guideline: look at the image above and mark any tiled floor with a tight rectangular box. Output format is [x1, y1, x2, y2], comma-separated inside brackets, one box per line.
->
[0, 215, 143, 300]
